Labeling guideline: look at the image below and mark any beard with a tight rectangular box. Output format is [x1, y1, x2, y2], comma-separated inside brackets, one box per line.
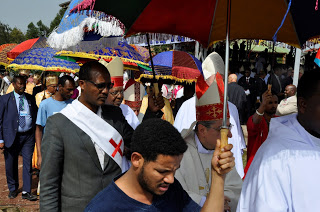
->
[138, 165, 158, 196]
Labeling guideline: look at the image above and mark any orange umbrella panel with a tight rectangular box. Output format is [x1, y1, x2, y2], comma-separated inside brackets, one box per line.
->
[7, 38, 39, 60]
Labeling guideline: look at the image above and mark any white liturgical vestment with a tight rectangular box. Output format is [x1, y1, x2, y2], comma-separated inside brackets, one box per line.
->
[119, 104, 140, 129]
[237, 114, 320, 212]
[174, 96, 246, 178]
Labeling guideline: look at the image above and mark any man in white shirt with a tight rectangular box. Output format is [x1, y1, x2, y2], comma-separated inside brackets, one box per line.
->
[237, 71, 320, 212]
[276, 84, 297, 116]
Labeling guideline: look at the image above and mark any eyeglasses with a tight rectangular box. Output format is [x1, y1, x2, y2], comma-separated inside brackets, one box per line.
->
[86, 80, 114, 91]
[210, 123, 233, 131]
[109, 90, 124, 96]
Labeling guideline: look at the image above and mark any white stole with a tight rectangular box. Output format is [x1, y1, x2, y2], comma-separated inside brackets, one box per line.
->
[3, 76, 11, 86]
[60, 100, 124, 170]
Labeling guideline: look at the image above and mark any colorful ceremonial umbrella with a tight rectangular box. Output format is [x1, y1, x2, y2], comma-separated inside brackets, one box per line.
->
[70, 0, 320, 48]
[8, 47, 80, 73]
[130, 44, 150, 62]
[0, 43, 17, 67]
[71, 0, 320, 147]
[55, 38, 148, 71]
[7, 37, 44, 61]
[137, 50, 202, 84]
[47, 0, 124, 50]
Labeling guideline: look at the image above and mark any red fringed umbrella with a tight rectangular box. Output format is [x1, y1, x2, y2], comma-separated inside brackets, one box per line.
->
[7, 38, 39, 60]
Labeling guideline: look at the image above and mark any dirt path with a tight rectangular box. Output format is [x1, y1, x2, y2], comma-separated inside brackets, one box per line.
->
[0, 152, 39, 211]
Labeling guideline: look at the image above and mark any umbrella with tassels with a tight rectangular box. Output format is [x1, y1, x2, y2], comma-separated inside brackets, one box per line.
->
[70, 0, 320, 148]
[8, 47, 80, 73]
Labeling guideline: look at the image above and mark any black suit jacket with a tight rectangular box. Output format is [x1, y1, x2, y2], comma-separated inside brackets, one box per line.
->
[255, 78, 268, 98]
[267, 73, 282, 94]
[0, 92, 37, 148]
[40, 104, 134, 212]
[238, 76, 256, 100]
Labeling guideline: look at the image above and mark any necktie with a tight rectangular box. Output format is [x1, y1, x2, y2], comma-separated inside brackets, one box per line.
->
[19, 96, 26, 128]
[246, 78, 249, 84]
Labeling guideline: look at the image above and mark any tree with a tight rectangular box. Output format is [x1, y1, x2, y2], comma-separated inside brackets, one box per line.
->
[10, 28, 26, 43]
[49, 7, 67, 34]
[37, 20, 49, 36]
[25, 22, 39, 39]
[0, 22, 12, 45]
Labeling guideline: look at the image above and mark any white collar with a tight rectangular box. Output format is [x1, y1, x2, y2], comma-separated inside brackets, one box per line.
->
[293, 116, 320, 147]
[195, 133, 214, 154]
[97, 106, 102, 117]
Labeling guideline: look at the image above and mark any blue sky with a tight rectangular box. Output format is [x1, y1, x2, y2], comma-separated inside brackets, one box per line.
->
[0, 0, 67, 33]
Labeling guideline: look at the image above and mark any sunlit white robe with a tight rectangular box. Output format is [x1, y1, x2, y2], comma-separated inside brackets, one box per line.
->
[237, 114, 320, 212]
[120, 104, 140, 129]
[174, 96, 246, 178]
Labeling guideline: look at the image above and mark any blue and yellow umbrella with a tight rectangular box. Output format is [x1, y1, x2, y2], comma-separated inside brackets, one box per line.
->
[55, 39, 148, 71]
[8, 47, 80, 73]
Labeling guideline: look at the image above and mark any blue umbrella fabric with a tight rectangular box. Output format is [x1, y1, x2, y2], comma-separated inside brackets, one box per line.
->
[8, 47, 80, 73]
[137, 50, 203, 84]
[47, 0, 124, 50]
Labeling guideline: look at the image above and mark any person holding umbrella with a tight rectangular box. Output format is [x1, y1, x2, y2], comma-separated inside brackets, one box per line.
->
[35, 75, 58, 107]
[175, 52, 242, 212]
[85, 118, 235, 212]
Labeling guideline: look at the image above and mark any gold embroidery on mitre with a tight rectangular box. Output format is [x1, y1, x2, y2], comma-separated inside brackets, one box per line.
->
[206, 107, 223, 119]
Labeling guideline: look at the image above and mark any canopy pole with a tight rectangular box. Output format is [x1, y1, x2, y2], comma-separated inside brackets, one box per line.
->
[146, 33, 159, 95]
[146, 33, 156, 79]
[293, 48, 301, 86]
[221, 0, 232, 148]
[272, 41, 276, 67]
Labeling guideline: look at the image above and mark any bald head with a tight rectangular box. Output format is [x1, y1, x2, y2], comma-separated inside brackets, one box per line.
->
[285, 84, 297, 98]
[228, 74, 237, 83]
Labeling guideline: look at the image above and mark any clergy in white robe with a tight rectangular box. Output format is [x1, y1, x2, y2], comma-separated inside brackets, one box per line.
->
[119, 104, 140, 129]
[174, 96, 246, 178]
[238, 71, 320, 212]
[237, 114, 320, 212]
[175, 52, 243, 212]
[176, 130, 243, 212]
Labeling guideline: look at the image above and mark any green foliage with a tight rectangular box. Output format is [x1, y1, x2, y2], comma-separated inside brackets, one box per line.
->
[0, 6, 66, 44]
[9, 28, 26, 43]
[0, 22, 12, 45]
[26, 22, 40, 39]
[152, 44, 172, 54]
[37, 20, 49, 36]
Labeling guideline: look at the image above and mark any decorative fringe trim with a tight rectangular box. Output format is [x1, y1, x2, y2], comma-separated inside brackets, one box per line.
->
[136, 74, 197, 84]
[125, 33, 194, 45]
[70, 0, 96, 14]
[47, 17, 124, 50]
[56, 50, 98, 60]
[56, 50, 149, 66]
[99, 55, 149, 66]
[7, 64, 79, 73]
[0, 62, 9, 67]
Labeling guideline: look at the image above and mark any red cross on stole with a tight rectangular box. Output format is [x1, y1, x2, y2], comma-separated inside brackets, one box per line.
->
[109, 138, 123, 158]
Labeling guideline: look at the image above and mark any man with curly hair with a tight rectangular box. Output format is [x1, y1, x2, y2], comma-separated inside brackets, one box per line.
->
[85, 118, 235, 212]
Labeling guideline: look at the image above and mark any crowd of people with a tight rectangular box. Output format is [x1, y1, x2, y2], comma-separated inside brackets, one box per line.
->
[0, 49, 319, 212]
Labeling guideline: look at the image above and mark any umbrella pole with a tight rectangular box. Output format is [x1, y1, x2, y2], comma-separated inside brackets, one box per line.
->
[272, 41, 276, 67]
[221, 0, 232, 148]
[146, 33, 159, 96]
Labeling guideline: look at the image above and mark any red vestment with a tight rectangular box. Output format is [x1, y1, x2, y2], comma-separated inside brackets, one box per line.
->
[244, 115, 269, 178]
